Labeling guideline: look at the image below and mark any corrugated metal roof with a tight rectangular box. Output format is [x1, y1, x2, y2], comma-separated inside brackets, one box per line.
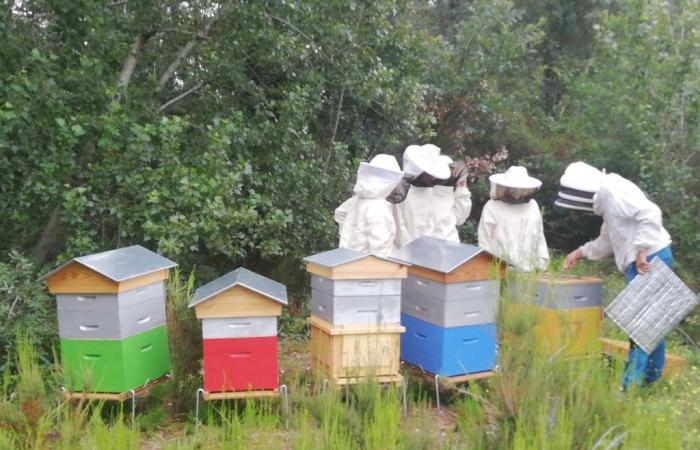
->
[43, 245, 176, 282]
[189, 267, 288, 308]
[390, 236, 483, 274]
[605, 258, 699, 353]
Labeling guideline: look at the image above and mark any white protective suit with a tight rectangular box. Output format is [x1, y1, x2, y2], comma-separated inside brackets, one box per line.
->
[478, 199, 549, 272]
[579, 173, 672, 273]
[335, 155, 403, 257]
[393, 145, 472, 246]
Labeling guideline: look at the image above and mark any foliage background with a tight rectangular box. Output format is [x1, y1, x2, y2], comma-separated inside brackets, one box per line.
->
[1, 0, 699, 364]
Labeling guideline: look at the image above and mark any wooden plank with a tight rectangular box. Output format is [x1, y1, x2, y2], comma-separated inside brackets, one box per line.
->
[331, 374, 403, 386]
[118, 269, 169, 292]
[61, 375, 169, 401]
[307, 315, 405, 335]
[536, 274, 603, 286]
[306, 257, 407, 280]
[47, 262, 118, 294]
[194, 286, 282, 319]
[402, 362, 495, 384]
[202, 389, 279, 400]
[600, 337, 686, 379]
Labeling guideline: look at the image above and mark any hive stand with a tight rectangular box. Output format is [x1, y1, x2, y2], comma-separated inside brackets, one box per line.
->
[401, 362, 495, 412]
[194, 384, 290, 428]
[189, 268, 287, 396]
[391, 237, 503, 380]
[61, 375, 170, 420]
[44, 245, 175, 397]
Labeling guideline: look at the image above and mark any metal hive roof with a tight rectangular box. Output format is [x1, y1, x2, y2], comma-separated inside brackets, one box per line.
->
[303, 247, 401, 268]
[390, 236, 484, 274]
[43, 245, 176, 282]
[189, 267, 288, 308]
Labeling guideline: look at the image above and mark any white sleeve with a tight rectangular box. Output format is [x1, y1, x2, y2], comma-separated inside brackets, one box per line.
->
[452, 185, 472, 226]
[334, 197, 356, 226]
[580, 221, 614, 260]
[534, 206, 549, 271]
[618, 195, 665, 252]
[477, 202, 498, 255]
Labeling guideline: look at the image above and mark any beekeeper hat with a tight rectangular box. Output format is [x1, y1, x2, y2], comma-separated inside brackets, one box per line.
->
[489, 166, 542, 189]
[555, 161, 605, 211]
[357, 154, 404, 184]
[402, 144, 451, 179]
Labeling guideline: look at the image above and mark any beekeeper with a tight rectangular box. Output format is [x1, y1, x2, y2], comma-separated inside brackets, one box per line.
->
[391, 144, 472, 246]
[477, 166, 549, 272]
[334, 154, 404, 257]
[558, 161, 672, 389]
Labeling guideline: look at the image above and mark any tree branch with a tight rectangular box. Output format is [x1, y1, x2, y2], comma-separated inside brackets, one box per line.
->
[157, 17, 217, 92]
[115, 31, 156, 99]
[159, 81, 205, 112]
[330, 86, 345, 144]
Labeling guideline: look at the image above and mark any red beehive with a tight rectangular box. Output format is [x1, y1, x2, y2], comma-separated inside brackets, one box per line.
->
[189, 268, 287, 393]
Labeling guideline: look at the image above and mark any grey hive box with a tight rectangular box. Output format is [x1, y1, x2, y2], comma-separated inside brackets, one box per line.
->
[509, 274, 602, 310]
[402, 276, 500, 327]
[304, 248, 407, 325]
[391, 237, 502, 328]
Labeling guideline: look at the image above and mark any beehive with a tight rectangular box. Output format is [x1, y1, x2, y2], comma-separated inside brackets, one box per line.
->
[304, 248, 406, 384]
[509, 274, 603, 356]
[45, 245, 175, 393]
[189, 268, 287, 393]
[308, 316, 404, 382]
[391, 237, 502, 376]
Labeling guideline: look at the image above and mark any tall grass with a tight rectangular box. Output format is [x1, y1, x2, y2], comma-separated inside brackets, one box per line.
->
[1, 268, 699, 449]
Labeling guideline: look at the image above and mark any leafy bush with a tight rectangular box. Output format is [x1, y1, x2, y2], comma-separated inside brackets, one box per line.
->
[0, 253, 56, 372]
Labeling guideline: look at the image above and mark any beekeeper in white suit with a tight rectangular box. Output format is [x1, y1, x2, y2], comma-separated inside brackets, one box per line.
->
[477, 166, 549, 272]
[334, 154, 404, 257]
[392, 144, 472, 246]
[558, 161, 672, 389]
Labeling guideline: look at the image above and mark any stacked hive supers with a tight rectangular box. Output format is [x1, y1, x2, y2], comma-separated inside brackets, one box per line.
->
[45, 246, 174, 393]
[392, 237, 503, 377]
[304, 248, 407, 385]
[189, 268, 287, 393]
[509, 274, 603, 356]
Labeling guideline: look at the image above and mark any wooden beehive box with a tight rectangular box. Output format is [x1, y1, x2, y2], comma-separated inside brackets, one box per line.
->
[304, 247, 407, 280]
[44, 245, 176, 393]
[508, 303, 602, 356]
[189, 267, 287, 393]
[308, 315, 404, 383]
[391, 236, 504, 283]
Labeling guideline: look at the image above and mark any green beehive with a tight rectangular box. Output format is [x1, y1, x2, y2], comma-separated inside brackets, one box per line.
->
[60, 325, 171, 392]
[45, 246, 176, 393]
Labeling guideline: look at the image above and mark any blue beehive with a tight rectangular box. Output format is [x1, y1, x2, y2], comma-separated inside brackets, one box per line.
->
[391, 237, 501, 376]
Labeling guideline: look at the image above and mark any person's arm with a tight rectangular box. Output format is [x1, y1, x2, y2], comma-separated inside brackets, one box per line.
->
[477, 202, 498, 255]
[452, 183, 472, 226]
[564, 222, 613, 269]
[535, 213, 550, 271]
[620, 195, 664, 274]
[334, 197, 356, 226]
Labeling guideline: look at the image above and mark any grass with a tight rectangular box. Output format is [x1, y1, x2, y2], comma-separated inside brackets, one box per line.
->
[1, 266, 699, 449]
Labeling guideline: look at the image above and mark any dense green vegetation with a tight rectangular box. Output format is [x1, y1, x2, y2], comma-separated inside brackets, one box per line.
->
[1, 0, 699, 447]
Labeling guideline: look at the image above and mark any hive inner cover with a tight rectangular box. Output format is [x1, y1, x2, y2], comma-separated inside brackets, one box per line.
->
[605, 258, 698, 353]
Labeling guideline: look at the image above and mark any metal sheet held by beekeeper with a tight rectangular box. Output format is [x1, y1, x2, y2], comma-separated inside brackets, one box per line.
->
[605, 258, 699, 354]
